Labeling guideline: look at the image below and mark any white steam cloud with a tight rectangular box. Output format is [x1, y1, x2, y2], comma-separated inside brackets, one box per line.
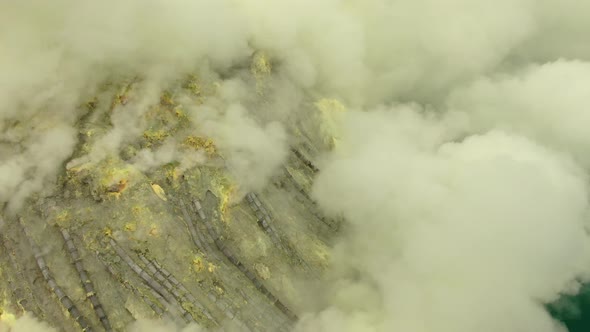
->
[2, 1, 590, 332]
[192, 102, 288, 191]
[0, 313, 57, 332]
[305, 108, 590, 332]
[448, 60, 590, 167]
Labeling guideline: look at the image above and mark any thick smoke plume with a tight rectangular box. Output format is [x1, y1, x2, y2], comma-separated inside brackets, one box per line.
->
[2, 1, 590, 331]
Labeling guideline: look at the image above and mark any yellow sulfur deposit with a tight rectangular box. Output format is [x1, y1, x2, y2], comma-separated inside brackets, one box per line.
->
[182, 75, 201, 96]
[99, 163, 136, 199]
[251, 51, 272, 77]
[111, 81, 134, 109]
[142, 129, 169, 147]
[160, 90, 175, 107]
[192, 256, 204, 273]
[251, 51, 272, 94]
[210, 173, 235, 221]
[54, 209, 71, 228]
[315, 98, 346, 150]
[124, 223, 136, 232]
[165, 167, 181, 187]
[150, 183, 167, 201]
[183, 136, 216, 156]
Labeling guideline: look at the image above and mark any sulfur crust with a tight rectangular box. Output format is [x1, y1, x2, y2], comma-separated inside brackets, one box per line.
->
[315, 98, 347, 150]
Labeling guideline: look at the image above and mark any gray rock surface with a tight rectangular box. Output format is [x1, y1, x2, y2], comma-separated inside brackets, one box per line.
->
[0, 58, 339, 331]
